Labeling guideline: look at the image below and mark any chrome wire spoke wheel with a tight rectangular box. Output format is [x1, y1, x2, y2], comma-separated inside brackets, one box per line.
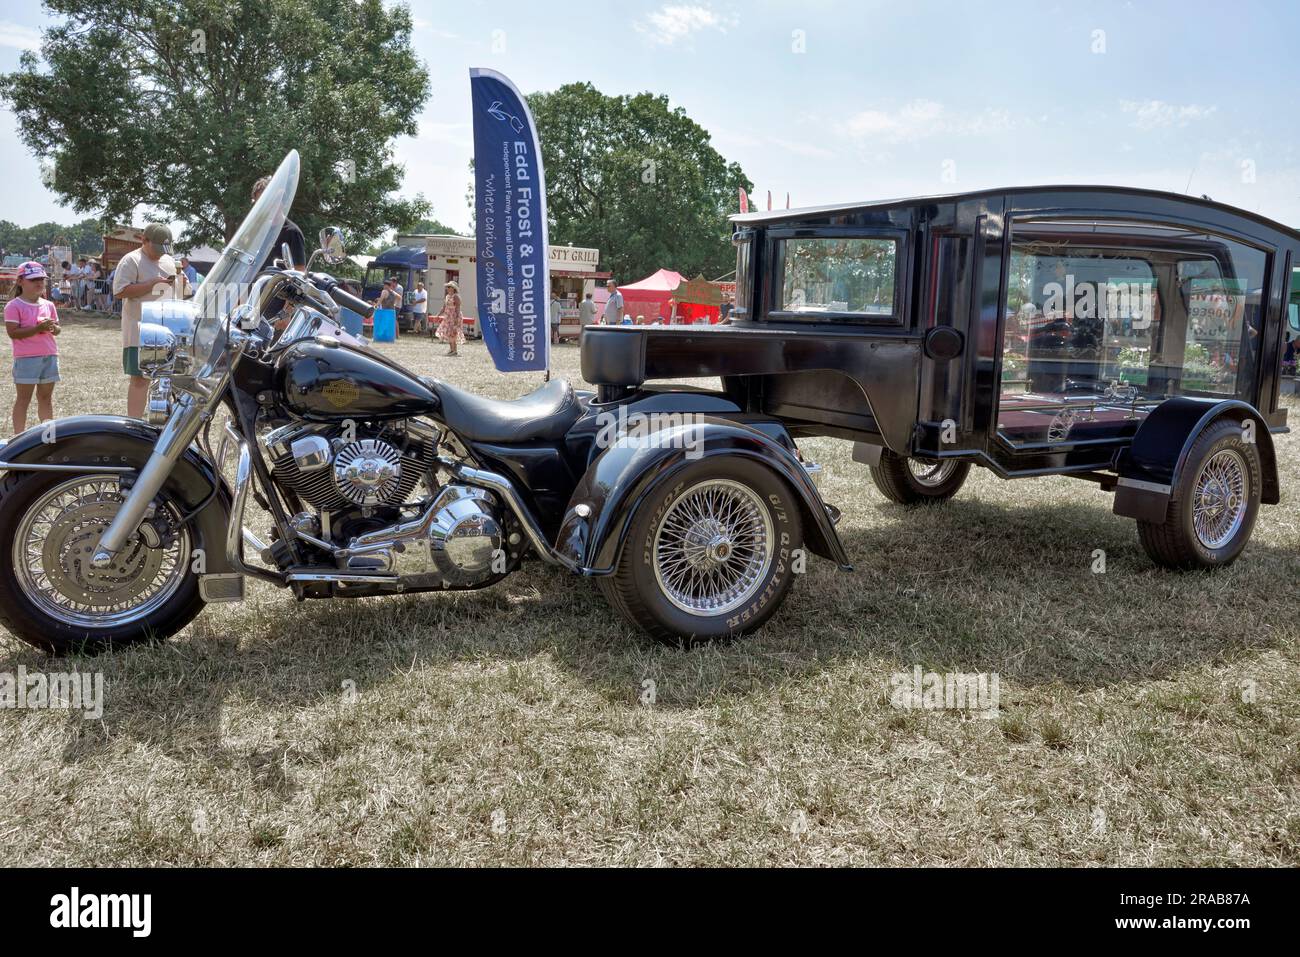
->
[907, 458, 957, 488]
[1192, 449, 1247, 550]
[652, 478, 775, 616]
[11, 474, 192, 628]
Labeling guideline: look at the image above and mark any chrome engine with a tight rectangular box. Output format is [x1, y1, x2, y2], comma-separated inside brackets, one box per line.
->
[265, 421, 437, 511]
[343, 484, 508, 586]
[262, 421, 512, 588]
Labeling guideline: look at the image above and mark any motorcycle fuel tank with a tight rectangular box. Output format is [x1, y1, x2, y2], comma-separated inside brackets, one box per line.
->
[274, 338, 439, 421]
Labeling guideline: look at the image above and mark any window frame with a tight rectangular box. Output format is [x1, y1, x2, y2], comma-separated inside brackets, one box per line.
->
[764, 226, 911, 326]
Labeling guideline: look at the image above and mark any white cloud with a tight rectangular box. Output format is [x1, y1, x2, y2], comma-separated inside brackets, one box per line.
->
[1119, 99, 1217, 131]
[0, 21, 42, 51]
[769, 136, 836, 160]
[636, 4, 737, 45]
[839, 100, 1015, 144]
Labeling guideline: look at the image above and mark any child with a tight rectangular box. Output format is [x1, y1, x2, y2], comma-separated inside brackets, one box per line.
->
[5, 261, 61, 434]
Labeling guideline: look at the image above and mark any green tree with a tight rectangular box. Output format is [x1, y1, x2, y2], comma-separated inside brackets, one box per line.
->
[526, 83, 751, 282]
[400, 216, 464, 237]
[0, 217, 107, 257]
[1, 0, 431, 252]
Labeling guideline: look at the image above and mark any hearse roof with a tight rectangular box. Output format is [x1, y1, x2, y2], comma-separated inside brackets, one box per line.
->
[731, 184, 1300, 242]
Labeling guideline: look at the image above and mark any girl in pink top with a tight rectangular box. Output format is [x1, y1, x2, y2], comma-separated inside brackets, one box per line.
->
[4, 261, 61, 434]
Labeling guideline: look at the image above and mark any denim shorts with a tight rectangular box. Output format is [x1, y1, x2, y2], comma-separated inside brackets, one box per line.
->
[13, 354, 60, 384]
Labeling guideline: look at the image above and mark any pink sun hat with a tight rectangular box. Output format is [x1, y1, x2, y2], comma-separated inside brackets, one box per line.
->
[16, 261, 47, 281]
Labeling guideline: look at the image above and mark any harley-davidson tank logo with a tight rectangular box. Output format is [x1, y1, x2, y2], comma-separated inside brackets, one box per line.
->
[321, 378, 359, 409]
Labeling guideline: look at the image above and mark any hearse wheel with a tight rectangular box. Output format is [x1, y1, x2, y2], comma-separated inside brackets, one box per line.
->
[1137, 418, 1261, 570]
[869, 449, 971, 505]
[600, 457, 803, 647]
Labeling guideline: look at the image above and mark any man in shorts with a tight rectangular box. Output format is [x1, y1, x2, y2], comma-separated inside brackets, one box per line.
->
[112, 223, 178, 418]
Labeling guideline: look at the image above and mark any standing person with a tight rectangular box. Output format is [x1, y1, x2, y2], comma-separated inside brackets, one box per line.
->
[112, 224, 178, 419]
[251, 176, 306, 272]
[550, 292, 562, 345]
[410, 281, 428, 334]
[179, 256, 198, 292]
[578, 291, 596, 332]
[392, 278, 404, 338]
[434, 280, 464, 357]
[719, 293, 733, 321]
[602, 279, 624, 325]
[66, 258, 84, 308]
[5, 262, 61, 434]
[85, 260, 103, 311]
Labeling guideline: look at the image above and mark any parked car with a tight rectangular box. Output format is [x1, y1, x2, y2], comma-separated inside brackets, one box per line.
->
[581, 185, 1300, 571]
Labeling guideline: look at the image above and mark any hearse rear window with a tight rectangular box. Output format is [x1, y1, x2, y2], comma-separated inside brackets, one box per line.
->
[776, 237, 898, 320]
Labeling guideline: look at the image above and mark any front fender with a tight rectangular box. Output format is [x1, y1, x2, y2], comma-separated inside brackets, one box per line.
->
[556, 416, 851, 575]
[1114, 398, 1278, 522]
[0, 415, 236, 572]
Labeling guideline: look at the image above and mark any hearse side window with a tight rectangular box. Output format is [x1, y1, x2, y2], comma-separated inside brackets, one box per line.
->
[775, 237, 898, 321]
[997, 223, 1267, 448]
[733, 235, 752, 318]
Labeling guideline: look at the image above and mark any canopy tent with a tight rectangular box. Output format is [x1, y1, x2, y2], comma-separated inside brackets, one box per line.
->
[618, 268, 683, 322]
[618, 268, 725, 323]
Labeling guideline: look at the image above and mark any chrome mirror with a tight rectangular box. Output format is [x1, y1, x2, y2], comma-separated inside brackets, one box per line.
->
[319, 226, 346, 265]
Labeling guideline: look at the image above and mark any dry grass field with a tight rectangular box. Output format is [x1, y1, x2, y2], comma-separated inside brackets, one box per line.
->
[0, 309, 1297, 866]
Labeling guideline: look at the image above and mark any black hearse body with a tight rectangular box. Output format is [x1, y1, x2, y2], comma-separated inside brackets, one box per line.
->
[579, 186, 1300, 570]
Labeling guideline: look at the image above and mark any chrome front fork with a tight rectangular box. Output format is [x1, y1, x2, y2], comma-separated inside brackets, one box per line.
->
[90, 391, 212, 567]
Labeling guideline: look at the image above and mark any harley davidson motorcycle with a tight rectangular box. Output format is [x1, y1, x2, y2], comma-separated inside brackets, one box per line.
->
[0, 151, 847, 654]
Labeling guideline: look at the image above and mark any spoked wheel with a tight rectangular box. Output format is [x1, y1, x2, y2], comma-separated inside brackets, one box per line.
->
[1138, 418, 1262, 569]
[600, 457, 802, 646]
[0, 472, 204, 654]
[907, 458, 960, 488]
[652, 479, 775, 616]
[870, 448, 971, 504]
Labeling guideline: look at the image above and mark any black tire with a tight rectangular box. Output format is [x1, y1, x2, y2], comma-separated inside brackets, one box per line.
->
[0, 470, 205, 655]
[869, 449, 971, 504]
[599, 457, 803, 647]
[1137, 417, 1262, 570]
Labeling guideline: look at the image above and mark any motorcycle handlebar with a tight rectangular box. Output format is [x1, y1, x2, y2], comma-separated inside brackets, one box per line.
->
[309, 273, 374, 320]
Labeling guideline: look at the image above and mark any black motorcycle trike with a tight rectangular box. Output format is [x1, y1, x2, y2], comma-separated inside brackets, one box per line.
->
[0, 157, 1293, 654]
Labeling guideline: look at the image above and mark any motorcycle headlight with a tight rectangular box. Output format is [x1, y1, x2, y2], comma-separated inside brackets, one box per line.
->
[137, 322, 177, 377]
[140, 300, 198, 375]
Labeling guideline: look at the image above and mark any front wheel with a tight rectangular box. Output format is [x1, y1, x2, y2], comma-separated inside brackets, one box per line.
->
[599, 457, 802, 646]
[0, 471, 205, 654]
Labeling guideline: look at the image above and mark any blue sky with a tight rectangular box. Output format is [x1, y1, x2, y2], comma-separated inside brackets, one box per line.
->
[2, 0, 1297, 234]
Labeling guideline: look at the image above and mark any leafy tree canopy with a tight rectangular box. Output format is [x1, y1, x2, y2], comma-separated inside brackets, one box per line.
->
[526, 83, 752, 283]
[1, 0, 433, 252]
[0, 217, 107, 257]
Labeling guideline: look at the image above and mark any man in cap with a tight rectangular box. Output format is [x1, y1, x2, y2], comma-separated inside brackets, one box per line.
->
[112, 223, 179, 418]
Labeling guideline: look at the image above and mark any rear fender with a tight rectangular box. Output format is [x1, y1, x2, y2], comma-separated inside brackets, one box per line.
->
[1114, 398, 1277, 522]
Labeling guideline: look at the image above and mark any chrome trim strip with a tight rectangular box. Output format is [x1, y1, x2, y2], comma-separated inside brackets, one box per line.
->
[0, 460, 135, 474]
[1117, 477, 1172, 494]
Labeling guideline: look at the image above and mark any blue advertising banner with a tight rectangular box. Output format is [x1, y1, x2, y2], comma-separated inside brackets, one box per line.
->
[469, 68, 550, 373]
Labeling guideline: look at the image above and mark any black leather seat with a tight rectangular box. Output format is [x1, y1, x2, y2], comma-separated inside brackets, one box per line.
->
[423, 377, 582, 443]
